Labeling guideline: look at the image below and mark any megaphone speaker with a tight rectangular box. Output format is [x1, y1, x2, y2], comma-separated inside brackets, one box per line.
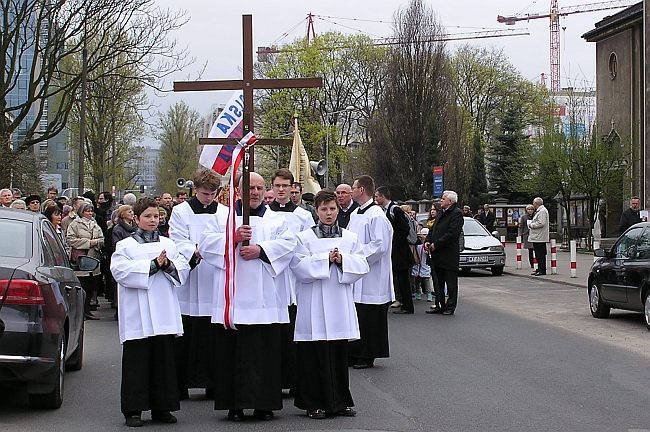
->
[176, 178, 186, 188]
[310, 160, 327, 176]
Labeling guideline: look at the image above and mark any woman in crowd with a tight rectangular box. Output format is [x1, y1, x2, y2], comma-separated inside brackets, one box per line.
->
[518, 204, 536, 269]
[25, 195, 41, 213]
[43, 205, 68, 253]
[10, 199, 26, 210]
[67, 203, 105, 320]
[112, 205, 137, 245]
[425, 203, 441, 230]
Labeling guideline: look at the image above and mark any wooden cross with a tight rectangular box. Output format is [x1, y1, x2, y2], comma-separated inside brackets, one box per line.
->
[174, 14, 322, 226]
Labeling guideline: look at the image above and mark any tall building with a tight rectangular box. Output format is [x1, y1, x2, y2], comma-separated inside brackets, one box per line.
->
[127, 146, 159, 195]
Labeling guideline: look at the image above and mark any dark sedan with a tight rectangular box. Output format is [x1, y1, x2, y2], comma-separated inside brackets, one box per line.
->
[588, 222, 650, 330]
[0, 208, 98, 408]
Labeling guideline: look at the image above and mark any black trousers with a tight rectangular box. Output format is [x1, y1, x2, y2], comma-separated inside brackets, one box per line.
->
[121, 335, 180, 416]
[533, 242, 547, 274]
[175, 315, 215, 392]
[433, 266, 458, 312]
[294, 340, 354, 413]
[349, 302, 390, 363]
[393, 268, 413, 312]
[79, 275, 99, 315]
[528, 248, 535, 268]
[280, 305, 297, 390]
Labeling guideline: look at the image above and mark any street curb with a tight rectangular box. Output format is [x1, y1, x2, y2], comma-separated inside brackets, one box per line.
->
[503, 270, 585, 289]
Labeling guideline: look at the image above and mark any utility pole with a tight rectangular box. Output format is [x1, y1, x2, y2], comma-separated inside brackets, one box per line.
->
[78, 43, 87, 193]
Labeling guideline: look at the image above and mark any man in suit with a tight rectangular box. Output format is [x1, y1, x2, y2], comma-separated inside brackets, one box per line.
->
[475, 203, 495, 232]
[335, 183, 358, 229]
[424, 190, 463, 316]
[619, 196, 642, 234]
[375, 186, 415, 314]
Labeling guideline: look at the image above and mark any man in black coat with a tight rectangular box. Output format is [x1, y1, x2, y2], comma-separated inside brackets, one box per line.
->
[475, 203, 495, 232]
[425, 190, 464, 315]
[619, 196, 642, 234]
[375, 186, 415, 314]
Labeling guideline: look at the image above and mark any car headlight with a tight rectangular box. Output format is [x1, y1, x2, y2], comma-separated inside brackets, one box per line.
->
[489, 246, 504, 252]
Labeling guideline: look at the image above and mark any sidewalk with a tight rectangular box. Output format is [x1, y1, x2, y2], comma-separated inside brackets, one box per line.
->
[501, 242, 593, 288]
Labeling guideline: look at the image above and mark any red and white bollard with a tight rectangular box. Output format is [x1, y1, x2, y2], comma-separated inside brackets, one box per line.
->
[516, 236, 522, 270]
[593, 240, 600, 263]
[533, 251, 538, 272]
[570, 240, 577, 278]
[550, 239, 557, 275]
[500, 235, 506, 248]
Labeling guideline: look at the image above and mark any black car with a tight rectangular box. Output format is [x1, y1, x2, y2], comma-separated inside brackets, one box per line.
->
[0, 208, 98, 408]
[588, 221, 650, 331]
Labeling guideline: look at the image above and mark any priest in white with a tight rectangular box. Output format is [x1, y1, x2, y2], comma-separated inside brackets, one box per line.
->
[111, 198, 191, 427]
[168, 168, 226, 399]
[346, 175, 394, 369]
[267, 168, 315, 393]
[291, 190, 368, 419]
[199, 171, 296, 422]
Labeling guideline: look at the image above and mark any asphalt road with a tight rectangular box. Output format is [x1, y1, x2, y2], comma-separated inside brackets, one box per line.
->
[1, 271, 649, 432]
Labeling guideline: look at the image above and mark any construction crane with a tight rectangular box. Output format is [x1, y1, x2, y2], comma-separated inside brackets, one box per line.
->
[258, 28, 530, 58]
[497, 0, 636, 92]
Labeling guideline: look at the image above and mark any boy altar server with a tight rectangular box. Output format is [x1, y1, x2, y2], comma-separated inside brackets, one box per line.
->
[168, 168, 227, 399]
[291, 190, 369, 419]
[111, 198, 191, 427]
[199, 171, 296, 422]
[267, 168, 315, 394]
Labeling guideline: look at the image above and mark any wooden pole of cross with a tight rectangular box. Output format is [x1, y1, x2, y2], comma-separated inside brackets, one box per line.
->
[174, 14, 322, 232]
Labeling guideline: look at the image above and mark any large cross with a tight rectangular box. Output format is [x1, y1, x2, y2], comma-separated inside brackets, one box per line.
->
[174, 14, 322, 227]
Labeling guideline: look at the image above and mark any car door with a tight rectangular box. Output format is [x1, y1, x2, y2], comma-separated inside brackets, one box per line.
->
[40, 222, 82, 342]
[622, 227, 650, 309]
[601, 227, 643, 303]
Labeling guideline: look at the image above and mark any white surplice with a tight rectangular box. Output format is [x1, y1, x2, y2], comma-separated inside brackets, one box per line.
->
[199, 210, 297, 325]
[169, 201, 229, 316]
[111, 236, 191, 344]
[268, 206, 315, 306]
[347, 203, 395, 304]
[291, 228, 368, 342]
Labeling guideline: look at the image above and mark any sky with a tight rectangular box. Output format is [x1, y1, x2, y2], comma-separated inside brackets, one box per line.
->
[144, 0, 636, 146]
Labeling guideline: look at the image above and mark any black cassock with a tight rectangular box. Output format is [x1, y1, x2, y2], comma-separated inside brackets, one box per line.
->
[349, 302, 391, 362]
[212, 324, 283, 411]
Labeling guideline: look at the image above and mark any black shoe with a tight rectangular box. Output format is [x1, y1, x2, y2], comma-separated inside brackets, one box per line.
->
[227, 409, 245, 422]
[531, 271, 539, 275]
[533, 272, 546, 276]
[84, 313, 99, 320]
[441, 309, 455, 316]
[352, 361, 374, 369]
[253, 409, 274, 420]
[151, 411, 177, 424]
[392, 309, 413, 314]
[336, 407, 357, 417]
[425, 308, 442, 314]
[125, 414, 143, 427]
[307, 409, 326, 419]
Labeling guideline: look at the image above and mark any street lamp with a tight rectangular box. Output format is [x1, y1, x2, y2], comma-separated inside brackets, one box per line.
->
[324, 106, 355, 188]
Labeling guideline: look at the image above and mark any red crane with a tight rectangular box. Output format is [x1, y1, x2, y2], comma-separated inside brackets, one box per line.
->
[497, 0, 636, 92]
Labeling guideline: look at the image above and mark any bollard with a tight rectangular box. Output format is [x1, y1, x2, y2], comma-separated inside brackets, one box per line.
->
[570, 240, 577, 278]
[533, 250, 538, 271]
[550, 239, 557, 275]
[500, 235, 506, 249]
[516, 236, 522, 270]
[593, 240, 600, 263]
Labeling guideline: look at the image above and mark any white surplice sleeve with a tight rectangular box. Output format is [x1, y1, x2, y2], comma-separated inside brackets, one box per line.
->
[257, 217, 297, 277]
[360, 212, 392, 265]
[198, 213, 227, 270]
[165, 243, 191, 287]
[291, 240, 330, 283]
[110, 240, 154, 290]
[338, 235, 369, 285]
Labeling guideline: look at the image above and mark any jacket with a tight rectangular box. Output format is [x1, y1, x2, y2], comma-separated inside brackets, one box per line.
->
[386, 202, 415, 270]
[528, 205, 549, 243]
[66, 217, 105, 277]
[425, 203, 464, 270]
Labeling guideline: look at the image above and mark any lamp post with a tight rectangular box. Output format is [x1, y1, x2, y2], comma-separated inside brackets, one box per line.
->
[324, 106, 355, 188]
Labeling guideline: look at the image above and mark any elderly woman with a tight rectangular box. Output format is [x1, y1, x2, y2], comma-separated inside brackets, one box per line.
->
[111, 205, 136, 246]
[43, 205, 68, 253]
[67, 203, 105, 320]
[518, 204, 536, 270]
[10, 199, 26, 210]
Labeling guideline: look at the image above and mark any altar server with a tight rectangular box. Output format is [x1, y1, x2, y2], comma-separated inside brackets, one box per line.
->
[111, 198, 191, 427]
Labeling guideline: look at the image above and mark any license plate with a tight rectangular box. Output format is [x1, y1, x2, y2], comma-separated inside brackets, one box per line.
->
[465, 256, 489, 263]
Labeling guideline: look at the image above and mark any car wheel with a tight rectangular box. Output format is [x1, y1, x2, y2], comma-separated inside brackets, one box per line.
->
[491, 266, 504, 276]
[29, 334, 65, 409]
[66, 321, 84, 371]
[644, 292, 650, 332]
[589, 281, 610, 319]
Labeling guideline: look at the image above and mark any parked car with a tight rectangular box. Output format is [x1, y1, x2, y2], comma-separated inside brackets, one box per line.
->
[459, 217, 506, 276]
[0, 208, 98, 408]
[588, 222, 650, 331]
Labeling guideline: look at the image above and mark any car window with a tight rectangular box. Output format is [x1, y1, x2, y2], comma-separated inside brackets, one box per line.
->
[463, 219, 489, 236]
[635, 228, 650, 259]
[0, 218, 31, 258]
[614, 227, 643, 258]
[42, 221, 67, 267]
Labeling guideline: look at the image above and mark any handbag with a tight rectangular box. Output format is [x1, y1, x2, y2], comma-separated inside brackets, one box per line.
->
[70, 248, 87, 264]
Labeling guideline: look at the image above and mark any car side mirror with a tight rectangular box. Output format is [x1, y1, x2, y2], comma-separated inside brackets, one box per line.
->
[594, 248, 607, 258]
[76, 255, 100, 271]
[627, 245, 638, 259]
[491, 231, 499, 238]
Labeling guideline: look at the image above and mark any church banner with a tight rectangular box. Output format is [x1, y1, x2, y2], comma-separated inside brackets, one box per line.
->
[199, 90, 244, 175]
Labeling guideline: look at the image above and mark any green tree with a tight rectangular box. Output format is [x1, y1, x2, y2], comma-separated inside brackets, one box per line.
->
[155, 102, 201, 194]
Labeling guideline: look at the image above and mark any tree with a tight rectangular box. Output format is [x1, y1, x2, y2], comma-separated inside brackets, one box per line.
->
[0, 0, 190, 187]
[155, 102, 201, 194]
[367, 0, 451, 199]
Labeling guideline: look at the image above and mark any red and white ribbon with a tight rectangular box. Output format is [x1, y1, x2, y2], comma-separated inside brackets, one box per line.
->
[223, 132, 256, 330]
